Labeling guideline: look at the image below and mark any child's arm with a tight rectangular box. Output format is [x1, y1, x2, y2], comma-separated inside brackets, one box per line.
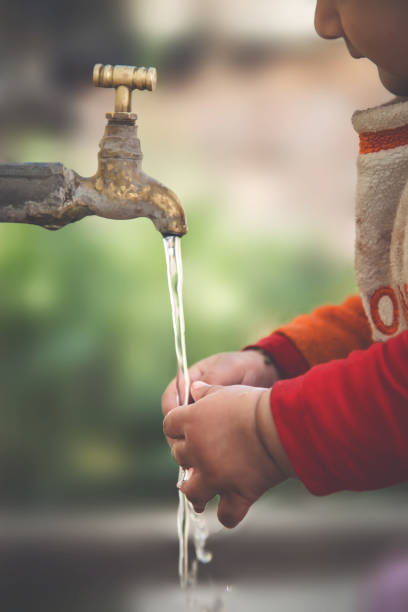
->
[165, 330, 408, 522]
[163, 382, 294, 528]
[249, 295, 373, 376]
[271, 329, 408, 495]
[162, 296, 372, 416]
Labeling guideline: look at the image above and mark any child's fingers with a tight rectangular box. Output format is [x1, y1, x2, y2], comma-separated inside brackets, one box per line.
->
[188, 361, 206, 384]
[171, 439, 194, 469]
[180, 471, 217, 513]
[162, 367, 206, 416]
[190, 380, 221, 402]
[163, 405, 188, 439]
[217, 492, 250, 529]
[189, 361, 227, 387]
[161, 379, 179, 416]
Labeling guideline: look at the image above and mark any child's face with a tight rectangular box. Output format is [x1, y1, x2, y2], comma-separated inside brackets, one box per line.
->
[314, 0, 408, 96]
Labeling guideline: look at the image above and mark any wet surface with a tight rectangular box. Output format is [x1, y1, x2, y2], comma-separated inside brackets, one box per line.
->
[0, 502, 406, 611]
[133, 578, 361, 612]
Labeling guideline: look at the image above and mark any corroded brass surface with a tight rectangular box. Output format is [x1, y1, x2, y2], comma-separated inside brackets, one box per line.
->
[93, 64, 157, 113]
[0, 117, 187, 235]
[76, 116, 187, 236]
[0, 63, 186, 236]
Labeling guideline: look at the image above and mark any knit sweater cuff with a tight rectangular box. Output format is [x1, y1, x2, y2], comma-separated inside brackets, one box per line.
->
[245, 332, 310, 380]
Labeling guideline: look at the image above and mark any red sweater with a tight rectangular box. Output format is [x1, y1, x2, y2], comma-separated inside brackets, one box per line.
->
[250, 99, 408, 495]
[253, 303, 408, 495]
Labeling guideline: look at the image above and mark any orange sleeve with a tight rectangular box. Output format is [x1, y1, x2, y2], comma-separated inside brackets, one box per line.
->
[276, 295, 373, 368]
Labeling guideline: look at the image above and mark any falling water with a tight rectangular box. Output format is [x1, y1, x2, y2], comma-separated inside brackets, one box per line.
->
[163, 235, 212, 590]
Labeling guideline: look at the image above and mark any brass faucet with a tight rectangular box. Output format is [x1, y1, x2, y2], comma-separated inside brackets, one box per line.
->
[0, 64, 187, 236]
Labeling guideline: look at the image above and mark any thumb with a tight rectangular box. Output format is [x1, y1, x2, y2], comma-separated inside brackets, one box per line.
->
[190, 380, 219, 402]
[217, 493, 250, 529]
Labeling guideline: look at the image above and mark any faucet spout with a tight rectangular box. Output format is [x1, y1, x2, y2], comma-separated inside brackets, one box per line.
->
[0, 64, 187, 236]
[78, 175, 187, 237]
[75, 112, 187, 236]
[0, 113, 187, 236]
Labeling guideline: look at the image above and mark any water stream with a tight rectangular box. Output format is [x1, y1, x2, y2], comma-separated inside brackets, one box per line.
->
[163, 235, 212, 591]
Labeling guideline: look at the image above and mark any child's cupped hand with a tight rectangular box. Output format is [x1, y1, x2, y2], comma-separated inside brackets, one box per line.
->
[161, 350, 280, 417]
[163, 381, 293, 528]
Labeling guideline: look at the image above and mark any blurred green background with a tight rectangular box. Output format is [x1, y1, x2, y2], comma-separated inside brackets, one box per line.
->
[0, 211, 356, 508]
[0, 0, 391, 509]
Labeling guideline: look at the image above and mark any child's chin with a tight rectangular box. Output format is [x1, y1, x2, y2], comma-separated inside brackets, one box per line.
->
[378, 69, 408, 97]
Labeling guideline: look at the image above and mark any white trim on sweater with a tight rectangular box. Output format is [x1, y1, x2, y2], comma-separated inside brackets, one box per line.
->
[352, 97, 408, 133]
[353, 99, 408, 341]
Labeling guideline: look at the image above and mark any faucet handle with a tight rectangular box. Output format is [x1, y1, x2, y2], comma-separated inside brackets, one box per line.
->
[93, 64, 157, 113]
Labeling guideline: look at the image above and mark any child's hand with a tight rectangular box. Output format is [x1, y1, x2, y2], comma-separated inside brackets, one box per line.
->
[163, 381, 294, 528]
[162, 350, 280, 416]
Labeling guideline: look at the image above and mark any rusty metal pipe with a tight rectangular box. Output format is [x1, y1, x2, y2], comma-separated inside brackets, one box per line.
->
[0, 163, 87, 230]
